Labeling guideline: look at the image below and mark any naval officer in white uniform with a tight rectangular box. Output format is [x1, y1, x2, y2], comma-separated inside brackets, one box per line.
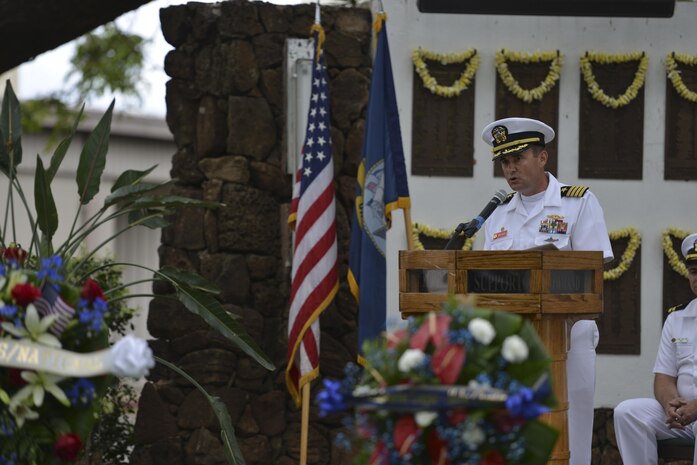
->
[614, 233, 697, 465]
[480, 117, 614, 465]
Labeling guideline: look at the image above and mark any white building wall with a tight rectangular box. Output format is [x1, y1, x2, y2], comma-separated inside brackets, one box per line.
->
[380, 0, 697, 407]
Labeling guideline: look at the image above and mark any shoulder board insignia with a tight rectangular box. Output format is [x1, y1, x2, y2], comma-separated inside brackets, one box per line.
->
[561, 186, 589, 198]
[667, 303, 688, 314]
[501, 192, 515, 204]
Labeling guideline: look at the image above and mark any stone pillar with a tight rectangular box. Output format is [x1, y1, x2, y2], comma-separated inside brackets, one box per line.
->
[130, 2, 371, 464]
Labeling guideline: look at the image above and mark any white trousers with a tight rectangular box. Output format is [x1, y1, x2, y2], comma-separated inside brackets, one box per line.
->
[614, 398, 697, 465]
[567, 320, 599, 465]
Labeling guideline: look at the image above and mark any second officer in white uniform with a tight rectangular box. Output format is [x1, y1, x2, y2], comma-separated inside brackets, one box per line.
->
[480, 117, 614, 465]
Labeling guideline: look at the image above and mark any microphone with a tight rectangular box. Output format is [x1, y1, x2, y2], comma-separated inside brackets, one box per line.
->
[444, 189, 508, 249]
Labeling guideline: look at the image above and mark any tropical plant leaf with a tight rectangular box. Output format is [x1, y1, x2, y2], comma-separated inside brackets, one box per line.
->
[103, 181, 172, 207]
[159, 266, 220, 294]
[127, 209, 170, 229]
[111, 165, 158, 192]
[0, 80, 22, 176]
[34, 155, 58, 239]
[47, 104, 85, 184]
[174, 285, 274, 370]
[155, 357, 246, 465]
[76, 99, 114, 204]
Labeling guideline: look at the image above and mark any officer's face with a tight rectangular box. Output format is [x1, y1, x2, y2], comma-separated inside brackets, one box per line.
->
[499, 147, 548, 196]
[688, 265, 697, 296]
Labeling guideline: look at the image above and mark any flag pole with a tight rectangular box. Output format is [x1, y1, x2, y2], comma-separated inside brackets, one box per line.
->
[298, 5, 320, 462]
[300, 382, 311, 465]
[403, 208, 415, 250]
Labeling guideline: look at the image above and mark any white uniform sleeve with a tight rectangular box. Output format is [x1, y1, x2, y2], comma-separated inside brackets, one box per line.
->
[569, 192, 614, 261]
[653, 315, 677, 377]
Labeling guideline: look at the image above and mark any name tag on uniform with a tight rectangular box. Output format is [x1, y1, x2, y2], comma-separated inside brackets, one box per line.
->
[671, 337, 689, 344]
[493, 227, 508, 241]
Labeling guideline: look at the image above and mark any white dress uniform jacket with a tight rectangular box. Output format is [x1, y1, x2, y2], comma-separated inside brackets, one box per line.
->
[482, 172, 613, 465]
[614, 298, 697, 465]
[483, 173, 613, 259]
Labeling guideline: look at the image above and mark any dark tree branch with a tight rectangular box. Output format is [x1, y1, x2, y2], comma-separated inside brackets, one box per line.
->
[0, 0, 153, 73]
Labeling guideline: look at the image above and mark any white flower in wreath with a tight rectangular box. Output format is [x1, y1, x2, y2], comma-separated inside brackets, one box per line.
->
[12, 371, 70, 408]
[398, 348, 426, 373]
[1, 304, 61, 348]
[468, 318, 495, 345]
[109, 335, 155, 378]
[502, 335, 529, 363]
[8, 399, 39, 427]
[461, 422, 486, 449]
[415, 411, 438, 427]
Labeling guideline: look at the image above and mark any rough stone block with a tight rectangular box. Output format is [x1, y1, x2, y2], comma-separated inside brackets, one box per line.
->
[218, 183, 280, 254]
[196, 96, 227, 158]
[330, 69, 369, 131]
[160, 5, 192, 47]
[134, 383, 179, 445]
[219, 1, 263, 38]
[227, 96, 277, 160]
[251, 390, 287, 436]
[198, 156, 250, 184]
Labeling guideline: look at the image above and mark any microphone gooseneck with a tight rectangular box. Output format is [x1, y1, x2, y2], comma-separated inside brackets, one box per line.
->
[444, 189, 508, 250]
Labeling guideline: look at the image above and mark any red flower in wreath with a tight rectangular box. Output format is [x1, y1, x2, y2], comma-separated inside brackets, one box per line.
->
[11, 282, 42, 307]
[54, 433, 83, 461]
[427, 429, 451, 465]
[411, 313, 452, 350]
[369, 440, 389, 465]
[2, 243, 27, 265]
[80, 277, 105, 302]
[481, 450, 506, 465]
[431, 343, 466, 385]
[393, 415, 420, 457]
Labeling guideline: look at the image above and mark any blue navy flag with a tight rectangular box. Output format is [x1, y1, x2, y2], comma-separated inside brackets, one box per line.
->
[286, 25, 339, 407]
[348, 14, 410, 363]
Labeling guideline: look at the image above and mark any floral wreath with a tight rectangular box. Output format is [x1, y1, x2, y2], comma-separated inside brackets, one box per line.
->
[580, 51, 649, 109]
[318, 298, 558, 465]
[495, 49, 563, 103]
[412, 48, 480, 98]
[604, 227, 641, 281]
[662, 227, 693, 278]
[665, 52, 697, 103]
[413, 223, 475, 251]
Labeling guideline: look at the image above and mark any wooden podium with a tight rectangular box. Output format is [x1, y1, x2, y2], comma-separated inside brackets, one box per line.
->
[399, 250, 605, 465]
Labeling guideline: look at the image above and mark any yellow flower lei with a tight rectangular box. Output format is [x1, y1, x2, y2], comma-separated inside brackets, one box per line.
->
[662, 227, 693, 278]
[603, 227, 641, 281]
[411, 48, 480, 98]
[413, 223, 475, 251]
[580, 51, 649, 109]
[495, 49, 563, 103]
[665, 52, 697, 103]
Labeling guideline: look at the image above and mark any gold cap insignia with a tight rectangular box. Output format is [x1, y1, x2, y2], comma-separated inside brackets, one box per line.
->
[491, 125, 508, 144]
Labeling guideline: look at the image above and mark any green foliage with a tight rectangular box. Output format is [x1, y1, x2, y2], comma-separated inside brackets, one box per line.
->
[69, 24, 146, 102]
[85, 381, 138, 464]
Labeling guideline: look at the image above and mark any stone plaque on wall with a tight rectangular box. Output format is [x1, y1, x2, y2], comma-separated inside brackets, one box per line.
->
[597, 236, 641, 354]
[662, 234, 694, 321]
[579, 61, 644, 179]
[494, 61, 559, 178]
[665, 59, 697, 180]
[412, 61, 475, 177]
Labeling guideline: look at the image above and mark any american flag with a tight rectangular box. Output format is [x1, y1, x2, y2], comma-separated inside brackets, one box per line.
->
[285, 30, 339, 407]
[34, 285, 76, 336]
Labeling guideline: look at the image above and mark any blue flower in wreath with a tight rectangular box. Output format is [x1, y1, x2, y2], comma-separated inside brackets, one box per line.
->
[317, 379, 348, 416]
[78, 297, 109, 332]
[66, 378, 96, 407]
[505, 386, 549, 420]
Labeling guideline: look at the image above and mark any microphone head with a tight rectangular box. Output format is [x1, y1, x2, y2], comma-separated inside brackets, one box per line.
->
[493, 189, 508, 203]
